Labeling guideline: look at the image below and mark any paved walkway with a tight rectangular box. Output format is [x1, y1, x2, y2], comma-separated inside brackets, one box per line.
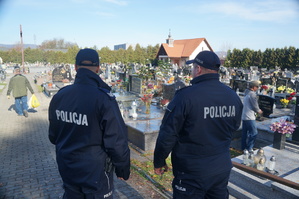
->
[0, 72, 146, 198]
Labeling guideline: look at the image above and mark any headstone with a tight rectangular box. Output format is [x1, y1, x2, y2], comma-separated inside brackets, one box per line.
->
[118, 72, 125, 81]
[293, 95, 299, 142]
[276, 79, 287, 89]
[295, 81, 299, 92]
[285, 71, 293, 79]
[162, 80, 186, 101]
[105, 64, 111, 80]
[261, 78, 272, 85]
[51, 65, 73, 83]
[243, 74, 249, 81]
[233, 80, 248, 92]
[182, 68, 190, 76]
[52, 66, 65, 82]
[287, 80, 295, 90]
[162, 83, 175, 101]
[129, 75, 142, 94]
[258, 95, 275, 117]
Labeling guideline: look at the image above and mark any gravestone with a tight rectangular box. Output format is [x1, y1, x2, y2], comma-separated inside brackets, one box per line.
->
[162, 83, 175, 101]
[118, 72, 125, 81]
[276, 79, 287, 88]
[233, 80, 248, 92]
[293, 95, 299, 142]
[243, 74, 249, 80]
[285, 71, 293, 79]
[258, 95, 275, 117]
[182, 68, 190, 76]
[105, 64, 111, 80]
[129, 75, 142, 94]
[287, 80, 295, 90]
[162, 80, 186, 100]
[52, 66, 65, 82]
[261, 78, 272, 85]
[295, 81, 299, 91]
[52, 65, 73, 83]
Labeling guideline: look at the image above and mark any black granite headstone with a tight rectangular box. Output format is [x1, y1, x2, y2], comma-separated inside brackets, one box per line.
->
[287, 81, 295, 90]
[261, 78, 272, 85]
[276, 79, 287, 89]
[243, 74, 249, 80]
[258, 95, 275, 117]
[162, 80, 186, 101]
[162, 83, 175, 101]
[52, 67, 65, 82]
[52, 65, 72, 82]
[233, 80, 248, 92]
[130, 75, 142, 94]
[292, 96, 299, 142]
[118, 72, 125, 81]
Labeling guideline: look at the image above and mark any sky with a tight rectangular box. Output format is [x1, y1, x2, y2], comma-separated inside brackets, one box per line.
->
[0, 0, 299, 52]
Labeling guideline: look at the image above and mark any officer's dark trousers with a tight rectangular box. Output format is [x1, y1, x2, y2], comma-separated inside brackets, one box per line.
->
[172, 170, 230, 199]
[62, 183, 113, 199]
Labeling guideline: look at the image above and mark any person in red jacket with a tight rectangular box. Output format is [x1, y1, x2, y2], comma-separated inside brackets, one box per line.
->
[154, 51, 243, 199]
[48, 49, 130, 199]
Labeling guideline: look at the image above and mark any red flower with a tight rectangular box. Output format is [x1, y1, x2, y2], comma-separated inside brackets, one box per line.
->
[261, 85, 268, 90]
[290, 92, 296, 96]
[287, 96, 293, 101]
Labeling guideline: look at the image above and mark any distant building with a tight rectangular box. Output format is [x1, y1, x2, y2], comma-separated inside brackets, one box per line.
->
[156, 33, 214, 67]
[114, 43, 134, 50]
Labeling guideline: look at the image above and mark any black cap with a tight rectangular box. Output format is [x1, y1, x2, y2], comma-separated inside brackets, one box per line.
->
[186, 51, 220, 71]
[75, 48, 100, 67]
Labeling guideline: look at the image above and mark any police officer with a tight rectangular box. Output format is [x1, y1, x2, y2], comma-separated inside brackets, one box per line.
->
[48, 48, 130, 199]
[154, 51, 243, 198]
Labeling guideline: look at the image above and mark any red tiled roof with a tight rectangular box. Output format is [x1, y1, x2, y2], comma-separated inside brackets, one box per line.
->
[161, 38, 212, 58]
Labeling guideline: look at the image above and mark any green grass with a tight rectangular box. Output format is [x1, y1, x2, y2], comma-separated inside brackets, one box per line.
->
[36, 84, 44, 92]
[130, 148, 243, 193]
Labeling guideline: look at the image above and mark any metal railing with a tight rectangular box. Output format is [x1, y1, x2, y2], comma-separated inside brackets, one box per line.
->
[232, 161, 299, 190]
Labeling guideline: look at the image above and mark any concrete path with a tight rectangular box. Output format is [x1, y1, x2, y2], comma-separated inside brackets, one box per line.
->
[0, 72, 145, 198]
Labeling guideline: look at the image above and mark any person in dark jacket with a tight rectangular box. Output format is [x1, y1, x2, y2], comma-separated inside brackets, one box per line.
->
[7, 66, 34, 117]
[48, 48, 130, 199]
[154, 51, 243, 199]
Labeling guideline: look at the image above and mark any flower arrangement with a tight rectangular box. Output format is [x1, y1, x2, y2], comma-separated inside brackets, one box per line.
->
[141, 93, 154, 103]
[270, 119, 296, 135]
[277, 85, 286, 93]
[286, 87, 295, 93]
[142, 82, 154, 94]
[280, 99, 289, 108]
[287, 92, 296, 104]
[182, 76, 192, 85]
[261, 85, 269, 91]
[141, 93, 153, 114]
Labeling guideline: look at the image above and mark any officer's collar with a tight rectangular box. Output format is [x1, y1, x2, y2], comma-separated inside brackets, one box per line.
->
[75, 68, 111, 90]
[190, 73, 220, 85]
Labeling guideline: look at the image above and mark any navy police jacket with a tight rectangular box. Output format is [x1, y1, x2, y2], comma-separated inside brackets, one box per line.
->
[48, 68, 130, 189]
[154, 73, 243, 179]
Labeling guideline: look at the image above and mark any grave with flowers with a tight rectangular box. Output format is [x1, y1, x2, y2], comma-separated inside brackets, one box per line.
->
[105, 62, 193, 151]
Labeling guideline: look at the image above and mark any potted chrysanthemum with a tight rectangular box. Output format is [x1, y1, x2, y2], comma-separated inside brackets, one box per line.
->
[270, 119, 296, 150]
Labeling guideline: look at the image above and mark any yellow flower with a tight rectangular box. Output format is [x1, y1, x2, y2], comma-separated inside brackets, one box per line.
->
[280, 99, 289, 106]
[277, 85, 286, 92]
[286, 87, 294, 93]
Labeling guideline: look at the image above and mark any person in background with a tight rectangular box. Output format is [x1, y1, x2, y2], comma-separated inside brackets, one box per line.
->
[7, 66, 34, 117]
[154, 51, 243, 198]
[241, 80, 263, 152]
[48, 48, 130, 199]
